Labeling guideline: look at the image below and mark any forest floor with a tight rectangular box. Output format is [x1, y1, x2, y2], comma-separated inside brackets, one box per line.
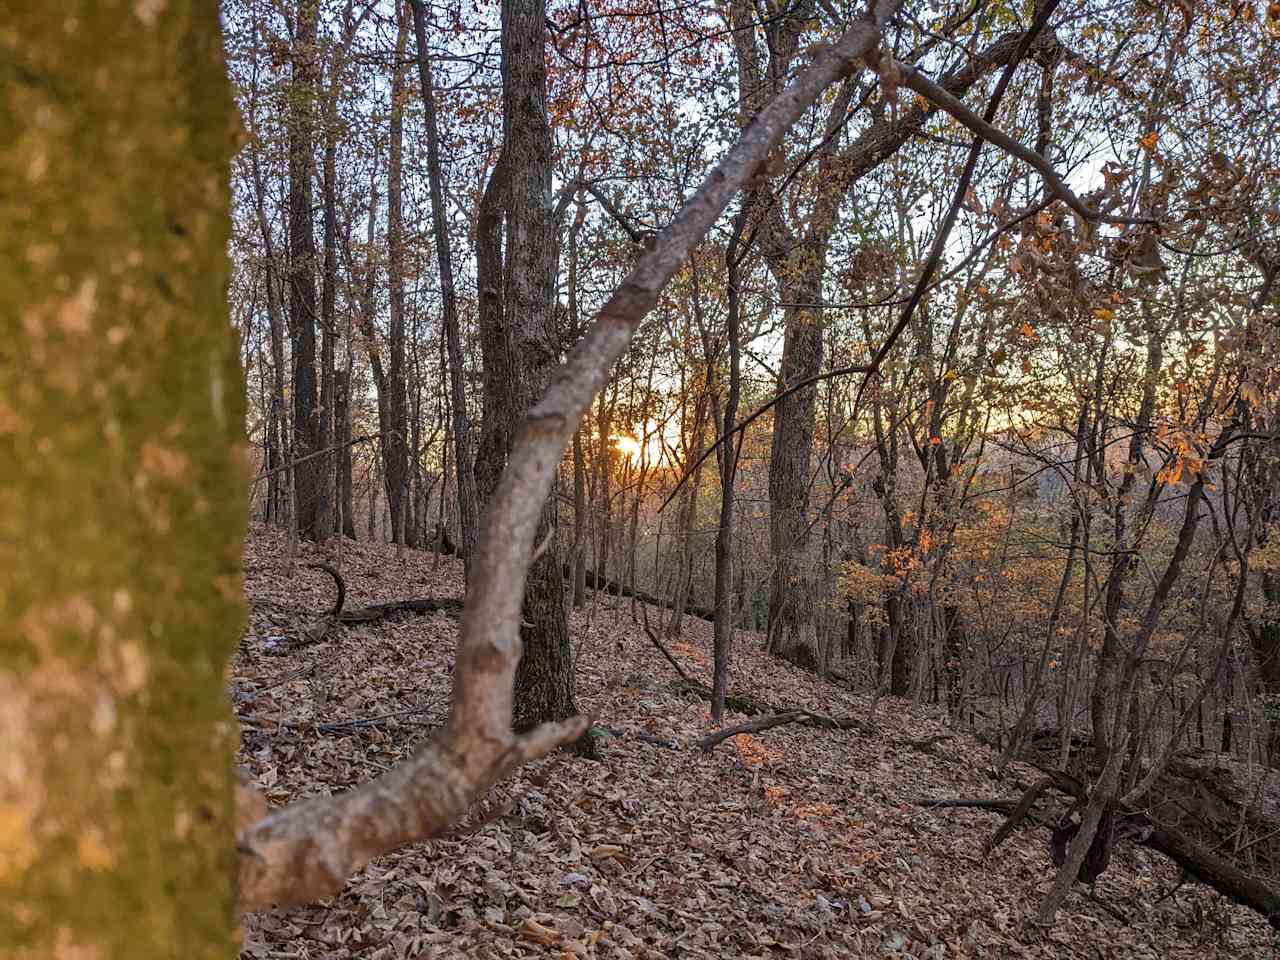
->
[235, 525, 1275, 959]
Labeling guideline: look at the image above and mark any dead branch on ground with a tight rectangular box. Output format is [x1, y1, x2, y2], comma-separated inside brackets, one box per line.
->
[697, 709, 873, 752]
[338, 597, 464, 624]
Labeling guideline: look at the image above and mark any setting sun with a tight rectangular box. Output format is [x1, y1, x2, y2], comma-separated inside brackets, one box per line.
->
[611, 433, 644, 463]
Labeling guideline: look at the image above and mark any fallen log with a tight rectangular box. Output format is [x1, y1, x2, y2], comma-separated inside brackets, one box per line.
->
[338, 597, 464, 624]
[299, 561, 466, 626]
[697, 712, 809, 751]
[697, 709, 872, 752]
[791, 708, 874, 734]
[1146, 824, 1280, 928]
[309, 563, 345, 617]
[315, 708, 442, 734]
[278, 564, 346, 647]
[996, 762, 1280, 928]
[574, 565, 716, 622]
[592, 725, 678, 750]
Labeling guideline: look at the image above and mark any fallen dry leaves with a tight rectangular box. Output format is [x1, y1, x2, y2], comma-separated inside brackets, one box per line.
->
[235, 525, 1274, 958]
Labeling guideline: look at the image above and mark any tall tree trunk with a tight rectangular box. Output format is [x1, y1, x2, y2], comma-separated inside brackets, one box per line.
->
[1242, 408, 1279, 758]
[316, 104, 337, 542]
[472, 147, 510, 507]
[246, 137, 288, 531]
[368, 455, 380, 542]
[264, 385, 282, 524]
[567, 195, 589, 608]
[1254, 570, 1280, 762]
[712, 211, 748, 720]
[572, 428, 589, 607]
[335, 368, 356, 538]
[0, 4, 244, 953]
[885, 589, 910, 697]
[667, 386, 708, 639]
[404, 334, 423, 549]
[355, 160, 390, 544]
[726, 0, 831, 670]
[288, 0, 323, 540]
[243, 17, 289, 528]
[480, 0, 590, 752]
[1092, 323, 1161, 755]
[766, 255, 826, 669]
[382, 4, 411, 545]
[314, 7, 360, 544]
[665, 266, 711, 639]
[593, 386, 616, 588]
[409, 0, 479, 574]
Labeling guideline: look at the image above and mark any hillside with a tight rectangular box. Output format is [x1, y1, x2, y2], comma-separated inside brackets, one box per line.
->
[236, 527, 1272, 959]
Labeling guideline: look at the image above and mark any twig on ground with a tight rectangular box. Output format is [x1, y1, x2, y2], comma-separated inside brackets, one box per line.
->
[314, 709, 443, 734]
[638, 604, 708, 691]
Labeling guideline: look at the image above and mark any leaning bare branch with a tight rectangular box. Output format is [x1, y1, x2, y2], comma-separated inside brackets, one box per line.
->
[1035, 733, 1129, 925]
[984, 776, 1053, 855]
[235, 14, 886, 911]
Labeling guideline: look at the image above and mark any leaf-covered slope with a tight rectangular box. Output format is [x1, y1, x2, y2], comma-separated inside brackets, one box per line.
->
[236, 526, 1271, 958]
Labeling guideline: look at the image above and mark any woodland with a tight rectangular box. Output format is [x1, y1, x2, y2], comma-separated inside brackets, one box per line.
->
[3, 0, 1280, 957]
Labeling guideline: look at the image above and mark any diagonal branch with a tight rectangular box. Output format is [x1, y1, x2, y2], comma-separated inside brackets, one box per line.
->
[893, 61, 1154, 227]
[235, 12, 888, 912]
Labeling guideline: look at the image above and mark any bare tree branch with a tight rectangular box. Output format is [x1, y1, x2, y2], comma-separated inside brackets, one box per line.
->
[235, 13, 887, 911]
[893, 61, 1154, 226]
[697, 709, 872, 752]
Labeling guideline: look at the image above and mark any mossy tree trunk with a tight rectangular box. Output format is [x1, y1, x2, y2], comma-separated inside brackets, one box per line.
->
[0, 4, 243, 957]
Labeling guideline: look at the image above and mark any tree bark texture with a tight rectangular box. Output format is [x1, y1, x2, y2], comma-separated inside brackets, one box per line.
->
[0, 4, 244, 954]
[766, 260, 826, 669]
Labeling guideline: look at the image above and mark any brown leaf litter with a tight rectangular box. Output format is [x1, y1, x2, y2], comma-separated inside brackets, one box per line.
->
[235, 525, 1275, 958]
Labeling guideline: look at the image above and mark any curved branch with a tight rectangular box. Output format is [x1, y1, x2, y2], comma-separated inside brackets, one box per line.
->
[307, 563, 345, 619]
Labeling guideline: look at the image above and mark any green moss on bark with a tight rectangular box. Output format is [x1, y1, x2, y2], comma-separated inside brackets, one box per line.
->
[0, 3, 244, 957]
